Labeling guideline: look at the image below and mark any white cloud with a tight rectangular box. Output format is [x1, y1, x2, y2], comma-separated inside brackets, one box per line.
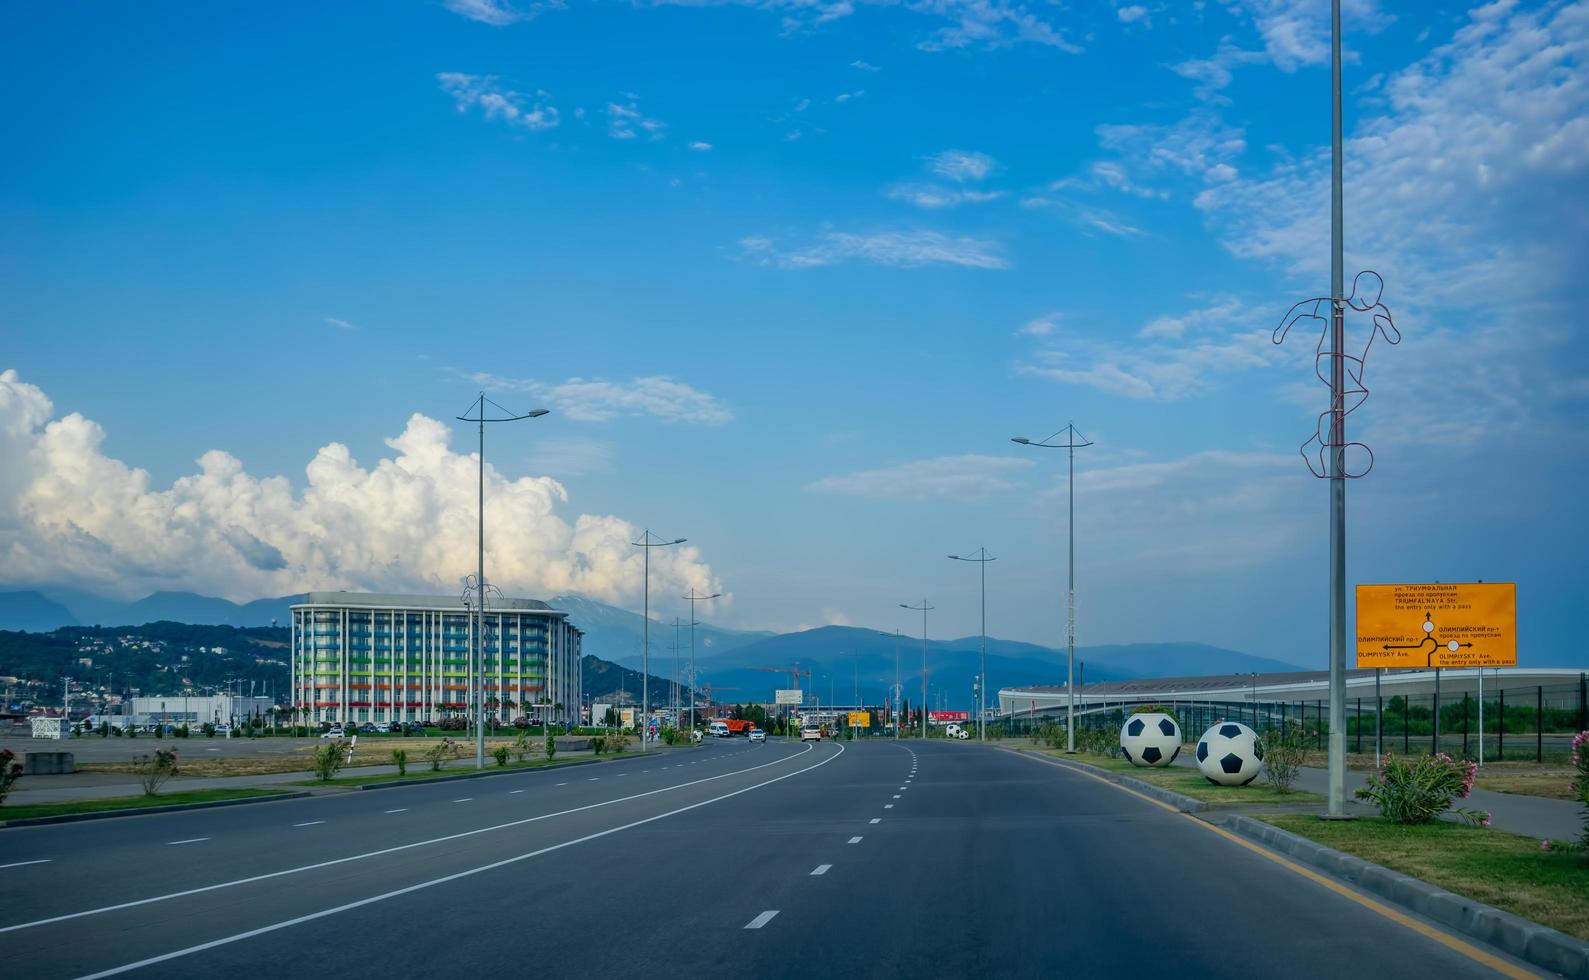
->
[324, 317, 357, 331]
[927, 149, 996, 182]
[437, 73, 559, 131]
[0, 369, 722, 605]
[608, 99, 666, 140]
[885, 183, 1004, 208]
[443, 0, 542, 26]
[1227, 0, 1394, 72]
[1117, 5, 1150, 27]
[810, 454, 1034, 501]
[689, 141, 713, 151]
[739, 230, 1009, 269]
[1015, 297, 1283, 400]
[1016, 313, 1062, 337]
[1020, 196, 1148, 238]
[850, 59, 881, 71]
[463, 373, 734, 424]
[834, 90, 865, 103]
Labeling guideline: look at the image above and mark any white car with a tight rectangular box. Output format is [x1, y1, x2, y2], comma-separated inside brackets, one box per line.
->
[800, 726, 822, 742]
[320, 726, 345, 739]
[748, 729, 766, 743]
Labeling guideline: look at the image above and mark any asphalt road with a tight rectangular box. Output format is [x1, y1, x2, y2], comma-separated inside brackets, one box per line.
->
[0, 738, 1537, 979]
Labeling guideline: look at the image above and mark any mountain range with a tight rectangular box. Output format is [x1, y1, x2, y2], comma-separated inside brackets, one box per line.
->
[0, 585, 1306, 712]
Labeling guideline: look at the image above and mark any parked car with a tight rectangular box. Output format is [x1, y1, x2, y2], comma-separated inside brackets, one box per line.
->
[748, 729, 766, 743]
[800, 726, 822, 742]
[358, 722, 377, 734]
[321, 726, 345, 739]
[380, 721, 402, 734]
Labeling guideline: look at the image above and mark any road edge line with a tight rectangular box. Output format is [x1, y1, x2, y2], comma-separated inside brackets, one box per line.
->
[0, 792, 312, 830]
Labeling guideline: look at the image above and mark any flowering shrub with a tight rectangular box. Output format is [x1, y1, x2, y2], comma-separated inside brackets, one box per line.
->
[0, 748, 23, 805]
[134, 749, 180, 796]
[1355, 752, 1489, 826]
[1573, 731, 1589, 848]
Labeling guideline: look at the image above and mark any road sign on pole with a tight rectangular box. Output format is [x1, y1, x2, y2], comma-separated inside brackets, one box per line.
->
[1355, 582, 1516, 668]
[775, 689, 803, 705]
[848, 711, 871, 728]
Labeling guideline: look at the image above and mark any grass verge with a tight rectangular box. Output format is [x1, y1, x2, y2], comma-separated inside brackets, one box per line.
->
[0, 788, 285, 822]
[1028, 748, 1325, 806]
[1264, 814, 1589, 941]
[291, 754, 593, 787]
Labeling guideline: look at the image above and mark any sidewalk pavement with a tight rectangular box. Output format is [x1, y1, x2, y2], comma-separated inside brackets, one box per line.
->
[1174, 754, 1582, 841]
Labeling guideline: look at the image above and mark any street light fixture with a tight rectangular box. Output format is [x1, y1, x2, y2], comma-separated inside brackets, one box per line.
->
[631, 530, 686, 754]
[1012, 424, 1091, 754]
[949, 548, 996, 742]
[900, 601, 933, 738]
[455, 393, 548, 768]
[683, 588, 721, 734]
[879, 629, 902, 739]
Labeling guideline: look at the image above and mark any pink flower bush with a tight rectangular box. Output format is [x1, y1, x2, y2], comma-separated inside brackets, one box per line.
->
[1570, 731, 1589, 848]
[1356, 752, 1489, 826]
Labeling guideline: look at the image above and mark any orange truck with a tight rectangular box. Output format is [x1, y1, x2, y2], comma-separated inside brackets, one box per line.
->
[722, 719, 757, 736]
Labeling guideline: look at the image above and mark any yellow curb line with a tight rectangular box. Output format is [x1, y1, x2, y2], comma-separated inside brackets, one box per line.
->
[1009, 748, 1532, 980]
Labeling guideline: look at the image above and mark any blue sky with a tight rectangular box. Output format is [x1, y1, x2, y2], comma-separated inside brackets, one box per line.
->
[2, 0, 1585, 667]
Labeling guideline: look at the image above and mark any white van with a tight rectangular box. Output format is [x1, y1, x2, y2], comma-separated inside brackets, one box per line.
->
[708, 721, 731, 738]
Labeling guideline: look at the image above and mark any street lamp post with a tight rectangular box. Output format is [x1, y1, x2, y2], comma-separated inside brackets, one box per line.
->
[1013, 424, 1092, 753]
[949, 548, 996, 742]
[683, 588, 721, 735]
[456, 393, 548, 768]
[901, 601, 933, 738]
[632, 530, 686, 755]
[880, 629, 902, 739]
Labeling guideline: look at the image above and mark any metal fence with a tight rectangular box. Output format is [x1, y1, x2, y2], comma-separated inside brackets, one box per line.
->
[1003, 674, 1589, 764]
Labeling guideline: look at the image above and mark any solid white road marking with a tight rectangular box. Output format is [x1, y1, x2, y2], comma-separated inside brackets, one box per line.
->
[0, 859, 52, 869]
[847, 836, 863, 844]
[810, 864, 831, 876]
[384, 809, 407, 814]
[73, 746, 845, 979]
[167, 838, 209, 846]
[3, 741, 824, 939]
[745, 911, 779, 929]
[869, 818, 880, 824]
[293, 821, 324, 828]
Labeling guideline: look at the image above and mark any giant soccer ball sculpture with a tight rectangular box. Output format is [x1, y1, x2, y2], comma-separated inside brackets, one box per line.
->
[1119, 712, 1181, 767]
[1196, 722, 1264, 786]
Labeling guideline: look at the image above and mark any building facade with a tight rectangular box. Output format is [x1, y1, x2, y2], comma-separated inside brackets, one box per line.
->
[290, 591, 583, 726]
[125, 695, 275, 728]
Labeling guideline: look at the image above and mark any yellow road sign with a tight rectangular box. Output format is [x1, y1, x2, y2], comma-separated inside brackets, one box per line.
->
[1355, 583, 1516, 668]
[848, 711, 871, 728]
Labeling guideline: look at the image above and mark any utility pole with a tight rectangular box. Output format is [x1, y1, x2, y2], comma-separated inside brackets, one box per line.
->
[901, 601, 933, 738]
[632, 530, 686, 754]
[1324, 0, 1350, 819]
[683, 588, 720, 734]
[456, 393, 548, 767]
[950, 548, 996, 742]
[1013, 425, 1092, 753]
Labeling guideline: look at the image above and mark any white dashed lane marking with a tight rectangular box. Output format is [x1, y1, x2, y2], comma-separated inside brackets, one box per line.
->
[869, 818, 880, 824]
[0, 860, 52, 869]
[293, 821, 325, 828]
[745, 911, 779, 929]
[453, 798, 473, 804]
[509, 790, 525, 795]
[167, 838, 208, 846]
[384, 809, 407, 814]
[847, 836, 863, 844]
[811, 864, 831, 876]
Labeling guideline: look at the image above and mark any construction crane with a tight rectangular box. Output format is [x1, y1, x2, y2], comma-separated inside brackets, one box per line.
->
[749, 665, 812, 699]
[699, 684, 738, 708]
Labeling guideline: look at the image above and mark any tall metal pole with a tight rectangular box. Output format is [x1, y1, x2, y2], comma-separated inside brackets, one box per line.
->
[456, 394, 547, 768]
[902, 601, 933, 737]
[632, 530, 686, 754]
[1326, 0, 1348, 818]
[683, 588, 720, 734]
[949, 549, 996, 742]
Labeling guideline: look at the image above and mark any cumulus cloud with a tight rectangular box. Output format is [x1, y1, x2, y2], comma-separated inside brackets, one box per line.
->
[461, 373, 734, 424]
[739, 230, 1008, 269]
[437, 73, 559, 131]
[443, 0, 542, 26]
[0, 370, 722, 606]
[810, 454, 1034, 501]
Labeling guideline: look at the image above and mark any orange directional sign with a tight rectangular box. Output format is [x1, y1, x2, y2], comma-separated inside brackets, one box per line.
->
[848, 711, 871, 728]
[1355, 582, 1516, 668]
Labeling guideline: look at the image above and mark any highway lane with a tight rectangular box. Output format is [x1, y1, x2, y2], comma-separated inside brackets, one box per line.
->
[0, 740, 811, 947]
[7, 738, 1536, 979]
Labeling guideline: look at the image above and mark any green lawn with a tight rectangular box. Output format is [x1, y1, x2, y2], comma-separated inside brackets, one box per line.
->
[293, 755, 593, 787]
[1027, 748, 1325, 806]
[0, 788, 286, 822]
[1265, 814, 1589, 941]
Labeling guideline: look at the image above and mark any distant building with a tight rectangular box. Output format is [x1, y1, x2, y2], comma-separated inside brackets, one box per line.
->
[126, 694, 274, 728]
[290, 591, 583, 726]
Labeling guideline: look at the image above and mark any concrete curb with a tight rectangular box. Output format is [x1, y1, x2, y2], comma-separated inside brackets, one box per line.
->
[1004, 747, 1209, 813]
[351, 756, 604, 791]
[0, 791, 311, 829]
[1221, 814, 1589, 980]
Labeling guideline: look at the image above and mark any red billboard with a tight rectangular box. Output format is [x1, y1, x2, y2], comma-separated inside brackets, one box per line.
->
[929, 711, 969, 722]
